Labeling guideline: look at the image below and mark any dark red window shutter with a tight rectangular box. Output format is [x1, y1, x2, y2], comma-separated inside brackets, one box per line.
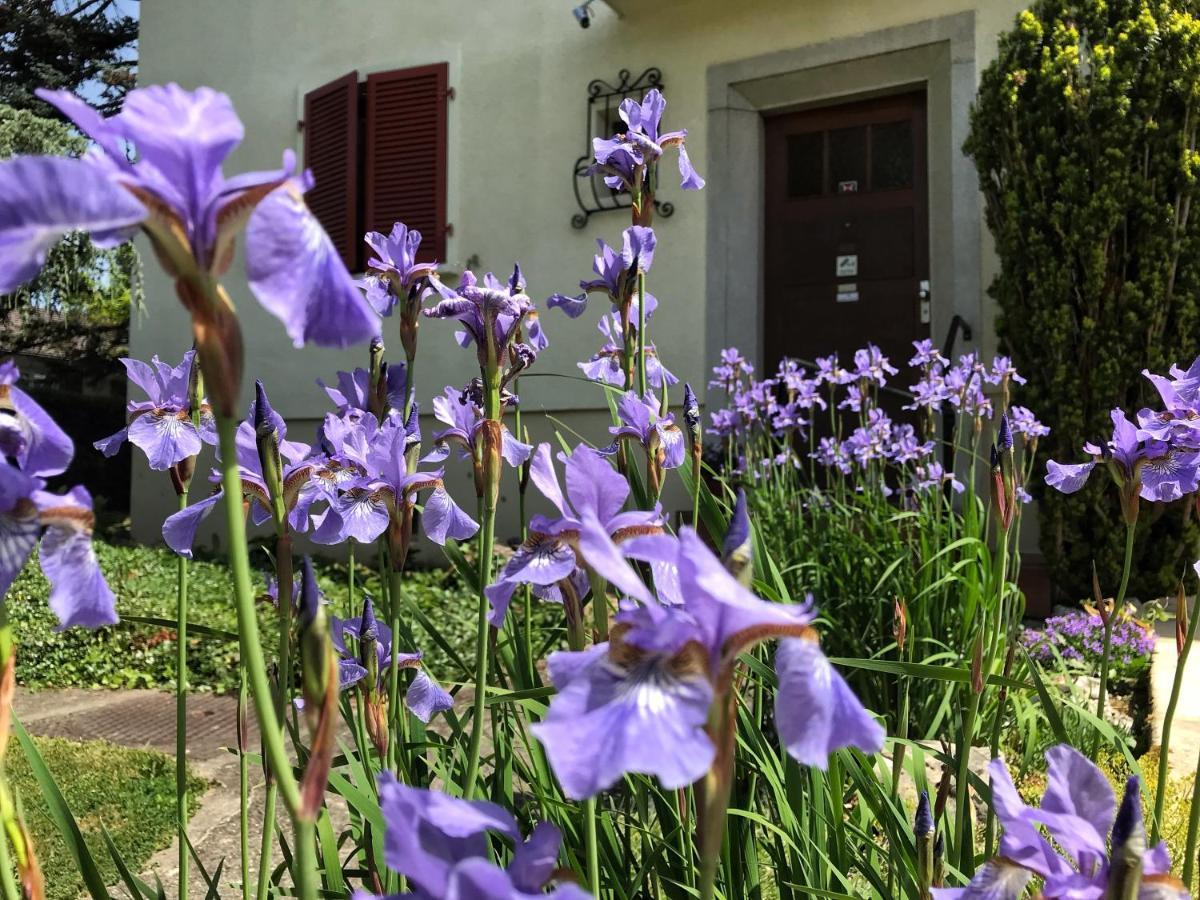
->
[364, 63, 449, 263]
[303, 71, 359, 269]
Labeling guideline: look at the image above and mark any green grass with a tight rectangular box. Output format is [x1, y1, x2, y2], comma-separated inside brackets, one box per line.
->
[8, 537, 476, 694]
[10, 735, 205, 900]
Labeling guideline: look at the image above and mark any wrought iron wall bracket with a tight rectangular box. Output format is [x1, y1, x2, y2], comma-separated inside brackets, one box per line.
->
[570, 66, 675, 229]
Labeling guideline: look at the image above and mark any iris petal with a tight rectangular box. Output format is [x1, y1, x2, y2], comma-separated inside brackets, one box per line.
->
[245, 178, 380, 348]
[0, 156, 146, 294]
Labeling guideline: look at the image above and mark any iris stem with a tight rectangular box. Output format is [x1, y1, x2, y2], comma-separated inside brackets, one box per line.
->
[1153, 580, 1199, 842]
[215, 414, 308, 898]
[1094, 522, 1136, 753]
[1181, 737, 1200, 886]
[255, 783, 277, 900]
[0, 815, 18, 900]
[463, 378, 502, 798]
[404, 352, 417, 425]
[699, 697, 736, 900]
[175, 487, 190, 900]
[347, 540, 355, 618]
[294, 818, 317, 900]
[637, 272, 648, 398]
[275, 533, 294, 715]
[237, 671, 250, 900]
[584, 798, 600, 896]
[387, 567, 406, 780]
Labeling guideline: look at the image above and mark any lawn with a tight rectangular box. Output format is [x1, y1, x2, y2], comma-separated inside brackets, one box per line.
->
[10, 735, 204, 900]
[7, 538, 476, 694]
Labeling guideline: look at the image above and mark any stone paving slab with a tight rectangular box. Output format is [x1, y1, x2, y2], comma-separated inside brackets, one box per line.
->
[14, 687, 257, 760]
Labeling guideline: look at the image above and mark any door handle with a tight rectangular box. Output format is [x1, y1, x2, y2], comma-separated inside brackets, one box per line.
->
[919, 279, 931, 325]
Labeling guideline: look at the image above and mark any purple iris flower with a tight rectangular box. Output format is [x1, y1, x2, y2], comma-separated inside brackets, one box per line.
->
[0, 361, 73, 478]
[793, 378, 828, 411]
[909, 339, 948, 369]
[311, 414, 477, 548]
[852, 343, 898, 387]
[331, 598, 452, 724]
[985, 355, 1027, 387]
[0, 463, 116, 630]
[318, 364, 407, 419]
[485, 443, 668, 626]
[1009, 405, 1049, 441]
[362, 221, 439, 315]
[95, 350, 216, 470]
[1138, 357, 1200, 450]
[547, 226, 656, 320]
[812, 437, 853, 474]
[531, 529, 882, 799]
[0, 85, 378, 349]
[589, 88, 704, 193]
[771, 403, 807, 438]
[162, 391, 318, 557]
[357, 773, 589, 900]
[838, 385, 865, 413]
[912, 461, 965, 494]
[602, 391, 685, 470]
[709, 348, 754, 392]
[305, 410, 381, 507]
[422, 386, 532, 471]
[577, 311, 677, 390]
[888, 424, 934, 464]
[934, 746, 1185, 899]
[708, 407, 741, 440]
[814, 354, 854, 387]
[845, 409, 895, 467]
[424, 268, 535, 371]
[943, 353, 993, 419]
[903, 374, 950, 413]
[1046, 408, 1200, 502]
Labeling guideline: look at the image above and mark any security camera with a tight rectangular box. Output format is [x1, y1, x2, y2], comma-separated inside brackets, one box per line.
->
[573, 2, 592, 28]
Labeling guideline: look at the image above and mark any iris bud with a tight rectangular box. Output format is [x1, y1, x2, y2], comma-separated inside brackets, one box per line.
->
[915, 790, 934, 898]
[721, 489, 753, 586]
[1107, 776, 1146, 899]
[298, 556, 331, 723]
[253, 380, 286, 529]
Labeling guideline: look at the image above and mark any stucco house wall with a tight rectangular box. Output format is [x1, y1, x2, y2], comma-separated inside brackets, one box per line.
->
[131, 0, 1027, 555]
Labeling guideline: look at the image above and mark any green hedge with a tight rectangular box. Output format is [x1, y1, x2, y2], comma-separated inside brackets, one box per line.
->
[966, 0, 1200, 601]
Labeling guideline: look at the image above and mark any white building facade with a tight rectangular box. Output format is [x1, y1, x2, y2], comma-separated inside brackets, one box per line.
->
[131, 0, 1024, 553]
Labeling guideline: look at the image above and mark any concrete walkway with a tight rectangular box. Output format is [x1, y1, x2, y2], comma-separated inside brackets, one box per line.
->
[1151, 616, 1200, 772]
[13, 687, 266, 898]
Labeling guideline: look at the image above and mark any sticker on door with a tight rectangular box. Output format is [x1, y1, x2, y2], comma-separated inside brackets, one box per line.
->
[836, 254, 858, 277]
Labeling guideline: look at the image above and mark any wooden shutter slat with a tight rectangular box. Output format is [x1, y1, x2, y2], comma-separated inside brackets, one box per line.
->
[303, 70, 359, 269]
[364, 62, 449, 264]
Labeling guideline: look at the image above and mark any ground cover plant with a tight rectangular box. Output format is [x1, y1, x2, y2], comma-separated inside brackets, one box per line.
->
[8, 540, 470, 693]
[10, 735, 203, 900]
[0, 36, 1199, 900]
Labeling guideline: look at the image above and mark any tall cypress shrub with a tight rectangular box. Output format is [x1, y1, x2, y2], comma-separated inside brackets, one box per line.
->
[966, 1, 1200, 601]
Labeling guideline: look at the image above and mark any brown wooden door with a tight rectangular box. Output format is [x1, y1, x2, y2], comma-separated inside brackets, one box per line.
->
[763, 91, 929, 376]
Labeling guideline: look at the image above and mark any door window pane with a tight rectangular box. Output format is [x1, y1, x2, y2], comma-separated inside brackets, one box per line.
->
[786, 132, 824, 197]
[871, 120, 913, 190]
[829, 126, 866, 193]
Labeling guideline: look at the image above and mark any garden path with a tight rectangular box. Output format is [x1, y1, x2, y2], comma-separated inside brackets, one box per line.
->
[13, 687, 266, 897]
[1150, 617, 1200, 771]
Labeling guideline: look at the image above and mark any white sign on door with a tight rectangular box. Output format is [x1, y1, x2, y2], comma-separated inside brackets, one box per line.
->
[836, 254, 858, 277]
